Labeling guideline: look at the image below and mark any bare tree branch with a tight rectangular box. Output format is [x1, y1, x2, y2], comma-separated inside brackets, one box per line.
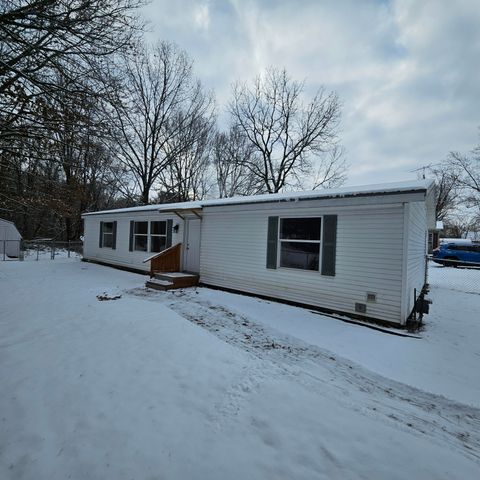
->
[229, 68, 344, 193]
[213, 126, 265, 198]
[105, 41, 212, 204]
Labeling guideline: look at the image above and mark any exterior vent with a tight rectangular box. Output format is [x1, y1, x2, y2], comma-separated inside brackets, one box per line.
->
[355, 302, 367, 314]
[366, 292, 377, 303]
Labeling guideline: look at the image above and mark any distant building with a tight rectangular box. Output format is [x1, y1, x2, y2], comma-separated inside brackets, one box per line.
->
[0, 218, 22, 258]
[428, 220, 444, 252]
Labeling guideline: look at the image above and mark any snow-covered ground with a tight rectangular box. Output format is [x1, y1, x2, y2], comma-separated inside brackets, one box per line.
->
[1, 258, 479, 479]
[154, 263, 480, 408]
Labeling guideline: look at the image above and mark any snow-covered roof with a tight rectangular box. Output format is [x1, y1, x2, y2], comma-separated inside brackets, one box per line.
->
[0, 217, 22, 238]
[82, 179, 434, 216]
[439, 238, 472, 245]
[82, 201, 203, 216]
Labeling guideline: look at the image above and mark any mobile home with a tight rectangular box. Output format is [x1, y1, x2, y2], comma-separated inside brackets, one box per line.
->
[82, 180, 436, 326]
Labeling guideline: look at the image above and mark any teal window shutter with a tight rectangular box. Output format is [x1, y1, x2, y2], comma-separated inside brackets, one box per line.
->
[99, 221, 103, 248]
[129, 221, 134, 251]
[321, 215, 337, 276]
[112, 221, 117, 250]
[166, 219, 173, 248]
[266, 216, 279, 269]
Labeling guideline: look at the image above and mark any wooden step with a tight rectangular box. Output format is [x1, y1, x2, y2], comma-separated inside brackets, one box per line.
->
[153, 272, 199, 289]
[145, 279, 175, 291]
[146, 272, 199, 291]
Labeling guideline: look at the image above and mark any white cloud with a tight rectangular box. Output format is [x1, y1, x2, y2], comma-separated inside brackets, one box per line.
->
[193, 2, 210, 32]
[143, 0, 480, 185]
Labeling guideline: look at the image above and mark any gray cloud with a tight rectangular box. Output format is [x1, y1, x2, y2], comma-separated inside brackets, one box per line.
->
[143, 0, 480, 184]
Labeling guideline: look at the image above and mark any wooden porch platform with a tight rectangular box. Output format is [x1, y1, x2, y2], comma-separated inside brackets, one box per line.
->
[145, 272, 199, 291]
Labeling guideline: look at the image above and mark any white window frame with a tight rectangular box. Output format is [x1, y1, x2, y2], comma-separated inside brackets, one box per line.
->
[277, 215, 323, 272]
[102, 222, 114, 249]
[150, 220, 167, 253]
[133, 221, 148, 252]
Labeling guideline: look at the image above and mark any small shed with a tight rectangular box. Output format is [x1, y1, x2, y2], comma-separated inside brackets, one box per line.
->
[82, 180, 436, 327]
[0, 218, 22, 258]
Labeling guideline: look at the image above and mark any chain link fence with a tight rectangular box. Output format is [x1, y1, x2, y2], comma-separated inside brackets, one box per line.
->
[427, 256, 480, 295]
[0, 239, 83, 261]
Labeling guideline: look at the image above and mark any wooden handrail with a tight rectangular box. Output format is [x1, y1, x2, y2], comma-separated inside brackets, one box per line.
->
[142, 242, 180, 263]
[148, 243, 182, 277]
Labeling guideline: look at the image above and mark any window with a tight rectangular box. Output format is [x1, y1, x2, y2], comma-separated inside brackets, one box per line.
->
[133, 221, 148, 251]
[102, 222, 114, 248]
[279, 217, 321, 271]
[150, 221, 167, 253]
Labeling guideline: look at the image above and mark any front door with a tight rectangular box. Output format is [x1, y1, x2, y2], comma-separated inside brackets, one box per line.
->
[184, 218, 201, 273]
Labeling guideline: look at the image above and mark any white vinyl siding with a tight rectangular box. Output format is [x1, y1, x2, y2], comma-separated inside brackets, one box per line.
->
[200, 203, 405, 324]
[83, 213, 182, 272]
[403, 202, 428, 318]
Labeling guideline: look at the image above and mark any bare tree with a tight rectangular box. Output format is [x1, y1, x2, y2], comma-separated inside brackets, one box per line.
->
[424, 138, 480, 238]
[443, 213, 477, 239]
[421, 162, 459, 221]
[107, 42, 211, 204]
[229, 68, 343, 193]
[310, 144, 347, 190]
[0, 0, 144, 132]
[449, 149, 480, 212]
[157, 111, 216, 202]
[46, 76, 127, 239]
[0, 0, 144, 239]
[0, 75, 123, 240]
[213, 126, 265, 198]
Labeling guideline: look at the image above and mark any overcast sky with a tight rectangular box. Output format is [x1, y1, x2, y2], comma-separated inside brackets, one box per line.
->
[143, 0, 480, 186]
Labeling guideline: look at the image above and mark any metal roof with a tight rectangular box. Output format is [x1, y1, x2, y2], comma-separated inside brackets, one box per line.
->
[82, 179, 434, 217]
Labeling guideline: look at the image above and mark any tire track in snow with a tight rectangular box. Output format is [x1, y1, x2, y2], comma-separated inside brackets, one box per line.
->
[127, 287, 480, 463]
